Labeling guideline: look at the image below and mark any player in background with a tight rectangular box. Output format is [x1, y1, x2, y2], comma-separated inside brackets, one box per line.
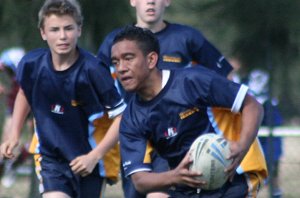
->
[0, 47, 31, 188]
[0, 47, 25, 143]
[228, 57, 283, 198]
[247, 69, 283, 198]
[97, 0, 233, 197]
[111, 26, 265, 198]
[98, 0, 233, 95]
[0, 0, 126, 198]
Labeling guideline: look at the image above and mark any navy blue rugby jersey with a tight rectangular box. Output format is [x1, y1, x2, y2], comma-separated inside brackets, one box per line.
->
[17, 48, 125, 161]
[97, 22, 232, 77]
[119, 67, 248, 177]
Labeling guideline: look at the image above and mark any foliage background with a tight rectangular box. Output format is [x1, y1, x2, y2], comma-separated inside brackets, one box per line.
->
[167, 0, 300, 123]
[1, 0, 299, 122]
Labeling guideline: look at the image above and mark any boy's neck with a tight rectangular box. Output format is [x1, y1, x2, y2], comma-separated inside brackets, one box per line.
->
[138, 69, 162, 101]
[52, 48, 79, 71]
[136, 20, 166, 33]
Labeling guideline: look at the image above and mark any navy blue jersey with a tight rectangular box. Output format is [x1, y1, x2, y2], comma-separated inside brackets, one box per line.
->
[97, 22, 232, 76]
[120, 67, 248, 177]
[17, 48, 125, 161]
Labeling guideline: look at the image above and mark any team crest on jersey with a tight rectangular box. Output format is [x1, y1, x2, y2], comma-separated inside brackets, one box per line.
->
[163, 55, 182, 63]
[51, 104, 64, 114]
[164, 127, 178, 139]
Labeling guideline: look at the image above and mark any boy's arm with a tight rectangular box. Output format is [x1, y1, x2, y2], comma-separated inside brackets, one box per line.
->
[226, 94, 264, 180]
[70, 114, 122, 176]
[131, 152, 205, 194]
[0, 88, 30, 158]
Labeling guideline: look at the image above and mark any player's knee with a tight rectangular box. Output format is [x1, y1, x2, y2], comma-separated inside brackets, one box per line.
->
[42, 191, 71, 198]
[146, 192, 169, 198]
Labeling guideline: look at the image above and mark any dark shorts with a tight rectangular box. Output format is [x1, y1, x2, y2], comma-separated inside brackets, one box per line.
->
[37, 155, 103, 198]
[121, 152, 170, 198]
[169, 174, 248, 198]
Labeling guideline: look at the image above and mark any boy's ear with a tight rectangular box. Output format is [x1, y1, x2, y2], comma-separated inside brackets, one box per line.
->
[130, 0, 136, 7]
[78, 25, 82, 37]
[147, 52, 159, 69]
[40, 28, 47, 41]
[165, 0, 172, 7]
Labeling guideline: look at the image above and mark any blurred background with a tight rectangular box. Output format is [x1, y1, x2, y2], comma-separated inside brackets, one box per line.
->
[0, 0, 300, 197]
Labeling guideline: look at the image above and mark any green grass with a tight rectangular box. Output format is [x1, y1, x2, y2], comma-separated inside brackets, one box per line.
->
[1, 138, 300, 197]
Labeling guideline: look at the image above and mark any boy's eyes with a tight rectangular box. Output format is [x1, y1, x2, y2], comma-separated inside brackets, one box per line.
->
[65, 26, 74, 30]
[112, 54, 135, 65]
[112, 60, 118, 65]
[125, 57, 133, 61]
[49, 26, 74, 32]
[50, 28, 59, 32]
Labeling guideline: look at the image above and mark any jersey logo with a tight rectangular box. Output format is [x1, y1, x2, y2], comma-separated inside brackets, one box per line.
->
[179, 107, 199, 119]
[164, 127, 178, 139]
[51, 104, 64, 114]
[162, 55, 182, 63]
[122, 161, 131, 171]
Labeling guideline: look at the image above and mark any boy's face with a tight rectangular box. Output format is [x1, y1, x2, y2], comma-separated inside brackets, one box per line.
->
[40, 14, 81, 56]
[130, 0, 171, 25]
[111, 39, 155, 93]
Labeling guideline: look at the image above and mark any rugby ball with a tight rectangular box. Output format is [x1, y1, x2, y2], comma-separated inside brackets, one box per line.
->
[189, 133, 232, 190]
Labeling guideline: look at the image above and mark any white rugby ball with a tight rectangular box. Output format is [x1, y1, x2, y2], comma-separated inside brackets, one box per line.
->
[189, 133, 231, 190]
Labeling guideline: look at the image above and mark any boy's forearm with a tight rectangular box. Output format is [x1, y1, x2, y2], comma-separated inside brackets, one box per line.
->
[10, 88, 31, 140]
[131, 171, 175, 194]
[240, 95, 264, 149]
[89, 114, 122, 161]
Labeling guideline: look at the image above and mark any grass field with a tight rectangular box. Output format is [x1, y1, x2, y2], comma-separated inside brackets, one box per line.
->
[1, 136, 300, 198]
[107, 132, 300, 198]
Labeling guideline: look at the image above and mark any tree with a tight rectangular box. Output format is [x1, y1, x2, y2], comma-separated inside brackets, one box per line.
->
[80, 0, 134, 53]
[168, 0, 300, 120]
[0, 0, 134, 53]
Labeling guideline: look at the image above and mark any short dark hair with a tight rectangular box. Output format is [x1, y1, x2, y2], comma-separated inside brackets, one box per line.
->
[113, 25, 160, 56]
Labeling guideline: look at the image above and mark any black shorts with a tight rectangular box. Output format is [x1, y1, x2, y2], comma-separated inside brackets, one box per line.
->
[169, 174, 248, 198]
[35, 154, 104, 198]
